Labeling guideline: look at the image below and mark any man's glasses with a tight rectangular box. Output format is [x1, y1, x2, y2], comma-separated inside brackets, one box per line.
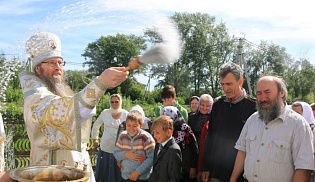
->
[111, 101, 119, 104]
[42, 61, 66, 67]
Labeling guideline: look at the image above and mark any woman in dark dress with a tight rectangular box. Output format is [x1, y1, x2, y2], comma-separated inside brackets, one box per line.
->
[188, 94, 213, 181]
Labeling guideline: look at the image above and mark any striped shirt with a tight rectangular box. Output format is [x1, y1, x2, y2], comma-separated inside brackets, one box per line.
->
[114, 129, 155, 180]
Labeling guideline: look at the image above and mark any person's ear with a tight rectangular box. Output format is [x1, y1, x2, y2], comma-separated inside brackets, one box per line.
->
[167, 129, 173, 137]
[239, 76, 244, 86]
[279, 90, 285, 98]
[34, 65, 40, 74]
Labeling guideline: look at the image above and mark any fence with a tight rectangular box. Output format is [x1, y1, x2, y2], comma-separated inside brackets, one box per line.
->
[4, 120, 98, 170]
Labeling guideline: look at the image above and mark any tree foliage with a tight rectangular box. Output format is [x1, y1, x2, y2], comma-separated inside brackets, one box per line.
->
[244, 41, 291, 95]
[66, 70, 91, 92]
[82, 34, 146, 76]
[285, 59, 315, 102]
[145, 12, 234, 98]
[82, 33, 148, 99]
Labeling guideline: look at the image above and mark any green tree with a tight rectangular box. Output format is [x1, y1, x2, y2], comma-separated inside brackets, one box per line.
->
[245, 41, 291, 94]
[285, 59, 315, 102]
[66, 70, 91, 92]
[145, 12, 234, 98]
[82, 34, 146, 76]
[82, 33, 147, 98]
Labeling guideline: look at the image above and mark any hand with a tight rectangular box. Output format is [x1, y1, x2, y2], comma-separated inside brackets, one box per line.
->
[0, 171, 14, 182]
[128, 170, 140, 181]
[117, 161, 123, 170]
[92, 139, 99, 148]
[98, 67, 129, 89]
[125, 150, 145, 162]
[230, 177, 237, 182]
[201, 171, 209, 182]
[189, 168, 197, 179]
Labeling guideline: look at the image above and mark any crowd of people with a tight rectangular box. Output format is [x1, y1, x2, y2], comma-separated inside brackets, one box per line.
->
[0, 31, 315, 182]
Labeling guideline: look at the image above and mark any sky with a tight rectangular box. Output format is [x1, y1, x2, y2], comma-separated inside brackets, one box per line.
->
[1, 0, 315, 87]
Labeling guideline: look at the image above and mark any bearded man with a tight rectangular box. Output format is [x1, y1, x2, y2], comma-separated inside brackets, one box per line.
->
[230, 75, 315, 182]
[19, 32, 129, 182]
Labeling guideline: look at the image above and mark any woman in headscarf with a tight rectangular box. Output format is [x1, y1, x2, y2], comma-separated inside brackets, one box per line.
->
[160, 106, 198, 182]
[188, 94, 214, 182]
[188, 94, 213, 144]
[91, 94, 129, 182]
[291, 101, 315, 126]
[291, 101, 315, 182]
[189, 96, 200, 118]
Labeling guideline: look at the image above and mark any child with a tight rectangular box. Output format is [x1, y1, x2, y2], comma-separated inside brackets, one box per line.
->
[149, 115, 182, 182]
[116, 105, 150, 142]
[114, 111, 155, 182]
[160, 106, 198, 182]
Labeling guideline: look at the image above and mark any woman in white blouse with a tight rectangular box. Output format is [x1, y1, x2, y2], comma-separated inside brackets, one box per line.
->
[91, 94, 128, 182]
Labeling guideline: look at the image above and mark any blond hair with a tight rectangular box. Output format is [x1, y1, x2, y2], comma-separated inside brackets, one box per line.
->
[151, 115, 173, 131]
[126, 112, 143, 125]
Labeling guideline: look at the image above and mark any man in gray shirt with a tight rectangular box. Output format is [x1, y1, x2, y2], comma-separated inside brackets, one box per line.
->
[230, 75, 315, 182]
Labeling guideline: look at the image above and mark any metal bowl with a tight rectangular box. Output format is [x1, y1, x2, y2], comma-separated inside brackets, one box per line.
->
[9, 165, 89, 182]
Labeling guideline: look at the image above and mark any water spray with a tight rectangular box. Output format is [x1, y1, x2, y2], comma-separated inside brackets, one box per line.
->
[127, 18, 182, 70]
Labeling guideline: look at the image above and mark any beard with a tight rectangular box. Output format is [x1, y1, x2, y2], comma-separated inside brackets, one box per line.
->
[257, 97, 284, 123]
[38, 74, 74, 97]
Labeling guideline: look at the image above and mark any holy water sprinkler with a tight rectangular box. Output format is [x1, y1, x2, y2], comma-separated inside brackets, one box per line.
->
[127, 18, 182, 70]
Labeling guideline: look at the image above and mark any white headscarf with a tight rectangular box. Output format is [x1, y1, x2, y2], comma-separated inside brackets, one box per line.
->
[109, 94, 122, 114]
[130, 105, 145, 123]
[300, 101, 315, 124]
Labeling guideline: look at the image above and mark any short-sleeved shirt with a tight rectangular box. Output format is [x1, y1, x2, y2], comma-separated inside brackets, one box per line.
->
[235, 107, 315, 182]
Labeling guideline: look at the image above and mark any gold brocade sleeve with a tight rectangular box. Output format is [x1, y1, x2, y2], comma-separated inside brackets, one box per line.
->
[76, 77, 105, 109]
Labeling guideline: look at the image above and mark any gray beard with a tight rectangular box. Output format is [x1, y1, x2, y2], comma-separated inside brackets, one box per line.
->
[257, 98, 283, 124]
[38, 75, 74, 97]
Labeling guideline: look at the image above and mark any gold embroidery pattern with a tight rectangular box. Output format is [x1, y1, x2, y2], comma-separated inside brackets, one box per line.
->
[86, 88, 95, 98]
[0, 136, 6, 143]
[35, 153, 49, 165]
[23, 78, 37, 89]
[32, 97, 75, 150]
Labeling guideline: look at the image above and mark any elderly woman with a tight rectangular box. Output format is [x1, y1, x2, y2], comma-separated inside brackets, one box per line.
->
[188, 94, 214, 181]
[188, 94, 213, 144]
[91, 94, 129, 182]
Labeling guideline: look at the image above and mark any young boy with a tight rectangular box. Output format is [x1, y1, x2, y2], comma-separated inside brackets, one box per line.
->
[160, 106, 198, 182]
[149, 115, 182, 182]
[114, 111, 155, 182]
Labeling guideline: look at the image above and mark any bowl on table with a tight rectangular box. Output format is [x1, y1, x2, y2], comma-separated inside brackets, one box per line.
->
[9, 165, 89, 182]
